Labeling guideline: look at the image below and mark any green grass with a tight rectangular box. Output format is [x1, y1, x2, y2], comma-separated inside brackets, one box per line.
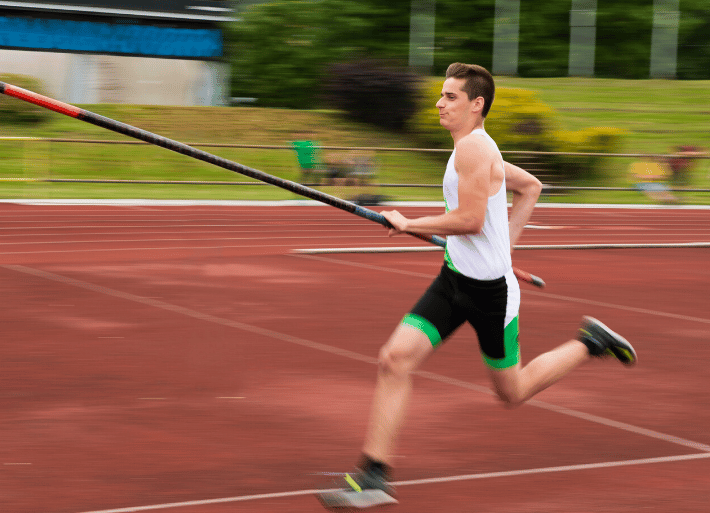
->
[1, 77, 708, 203]
[495, 77, 710, 153]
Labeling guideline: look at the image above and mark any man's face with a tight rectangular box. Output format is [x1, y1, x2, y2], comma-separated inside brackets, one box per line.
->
[436, 77, 477, 132]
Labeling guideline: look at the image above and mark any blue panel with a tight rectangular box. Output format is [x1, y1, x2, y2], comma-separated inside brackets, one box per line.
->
[0, 16, 222, 58]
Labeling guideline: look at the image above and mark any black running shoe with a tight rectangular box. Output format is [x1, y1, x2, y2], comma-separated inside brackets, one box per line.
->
[578, 316, 637, 366]
[316, 468, 398, 510]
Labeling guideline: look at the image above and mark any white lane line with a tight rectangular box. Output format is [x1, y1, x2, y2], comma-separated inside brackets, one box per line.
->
[523, 289, 710, 325]
[293, 254, 710, 325]
[415, 370, 710, 453]
[0, 244, 308, 256]
[1, 265, 379, 368]
[0, 242, 418, 257]
[294, 246, 442, 254]
[77, 452, 710, 513]
[0, 234, 378, 247]
[0, 226, 373, 237]
[527, 399, 710, 452]
[293, 241, 710, 253]
[6, 264, 708, 454]
[394, 452, 710, 486]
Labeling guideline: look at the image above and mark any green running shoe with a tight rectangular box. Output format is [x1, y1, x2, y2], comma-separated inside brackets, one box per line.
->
[578, 316, 637, 366]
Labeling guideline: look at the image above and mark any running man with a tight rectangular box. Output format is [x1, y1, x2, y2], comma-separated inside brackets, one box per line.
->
[317, 63, 637, 510]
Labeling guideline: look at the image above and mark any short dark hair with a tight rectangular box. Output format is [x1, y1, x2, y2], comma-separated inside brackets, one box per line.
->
[445, 63, 495, 118]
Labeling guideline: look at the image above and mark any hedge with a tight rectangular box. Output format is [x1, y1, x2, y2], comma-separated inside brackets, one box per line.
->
[407, 78, 625, 182]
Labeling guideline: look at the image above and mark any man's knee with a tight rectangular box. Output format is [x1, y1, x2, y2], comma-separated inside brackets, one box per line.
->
[378, 327, 433, 377]
[493, 385, 525, 408]
[489, 368, 526, 407]
[378, 345, 417, 377]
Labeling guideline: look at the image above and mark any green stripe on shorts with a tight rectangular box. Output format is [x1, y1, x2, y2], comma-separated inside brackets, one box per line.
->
[483, 316, 521, 370]
[401, 313, 442, 347]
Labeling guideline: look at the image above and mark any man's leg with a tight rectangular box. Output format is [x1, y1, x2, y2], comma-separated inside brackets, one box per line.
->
[489, 339, 590, 407]
[489, 316, 637, 407]
[317, 324, 435, 510]
[362, 323, 436, 464]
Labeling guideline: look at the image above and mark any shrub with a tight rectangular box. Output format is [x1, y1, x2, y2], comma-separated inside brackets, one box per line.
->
[0, 74, 52, 126]
[323, 60, 421, 131]
[407, 78, 625, 183]
[551, 126, 626, 182]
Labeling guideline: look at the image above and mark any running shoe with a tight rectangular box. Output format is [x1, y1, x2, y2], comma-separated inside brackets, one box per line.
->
[578, 316, 637, 365]
[316, 468, 398, 510]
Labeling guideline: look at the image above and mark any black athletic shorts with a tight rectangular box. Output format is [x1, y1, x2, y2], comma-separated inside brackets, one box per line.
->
[401, 264, 520, 369]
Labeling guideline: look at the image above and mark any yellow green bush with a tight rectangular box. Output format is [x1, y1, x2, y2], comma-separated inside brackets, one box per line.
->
[0, 74, 52, 127]
[407, 78, 625, 182]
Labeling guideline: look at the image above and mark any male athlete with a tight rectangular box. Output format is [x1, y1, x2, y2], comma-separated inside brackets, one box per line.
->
[317, 63, 637, 510]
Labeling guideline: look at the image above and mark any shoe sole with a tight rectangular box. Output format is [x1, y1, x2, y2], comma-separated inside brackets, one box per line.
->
[582, 316, 638, 366]
[317, 489, 399, 510]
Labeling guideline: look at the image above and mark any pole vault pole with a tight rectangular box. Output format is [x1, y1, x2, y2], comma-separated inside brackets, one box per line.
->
[0, 81, 545, 288]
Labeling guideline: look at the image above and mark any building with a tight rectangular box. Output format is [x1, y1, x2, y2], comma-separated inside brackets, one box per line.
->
[0, 0, 235, 105]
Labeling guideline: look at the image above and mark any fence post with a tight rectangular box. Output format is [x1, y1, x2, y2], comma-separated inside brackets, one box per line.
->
[568, 0, 597, 77]
[650, 0, 680, 78]
[492, 0, 520, 76]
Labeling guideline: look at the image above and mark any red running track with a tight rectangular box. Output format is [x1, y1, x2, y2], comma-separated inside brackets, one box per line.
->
[0, 202, 709, 513]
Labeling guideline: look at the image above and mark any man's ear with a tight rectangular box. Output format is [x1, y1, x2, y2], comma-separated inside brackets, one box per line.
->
[470, 96, 485, 115]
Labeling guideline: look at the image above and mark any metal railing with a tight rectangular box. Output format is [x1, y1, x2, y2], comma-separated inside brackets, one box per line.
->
[1, 137, 709, 195]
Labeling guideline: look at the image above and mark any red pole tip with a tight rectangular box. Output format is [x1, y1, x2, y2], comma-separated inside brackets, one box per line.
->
[2, 83, 82, 118]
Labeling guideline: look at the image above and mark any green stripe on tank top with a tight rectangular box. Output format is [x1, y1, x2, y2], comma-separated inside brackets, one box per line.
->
[442, 196, 460, 274]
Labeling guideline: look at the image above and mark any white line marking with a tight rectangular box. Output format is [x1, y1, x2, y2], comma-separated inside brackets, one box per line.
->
[523, 289, 710, 325]
[293, 246, 442, 254]
[515, 242, 710, 249]
[292, 241, 710, 253]
[414, 370, 710, 452]
[77, 488, 321, 513]
[0, 234, 379, 246]
[393, 452, 710, 487]
[293, 254, 710, 325]
[0, 244, 303, 256]
[77, 453, 710, 513]
[524, 224, 573, 230]
[292, 253, 438, 279]
[6, 264, 708, 453]
[527, 400, 710, 452]
[2, 265, 380, 369]
[5, 263, 710, 513]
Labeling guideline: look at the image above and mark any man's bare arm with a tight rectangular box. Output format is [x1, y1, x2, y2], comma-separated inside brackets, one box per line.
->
[383, 137, 490, 237]
[505, 161, 542, 251]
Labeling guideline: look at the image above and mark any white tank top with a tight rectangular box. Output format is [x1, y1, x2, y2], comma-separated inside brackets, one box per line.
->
[443, 128, 512, 280]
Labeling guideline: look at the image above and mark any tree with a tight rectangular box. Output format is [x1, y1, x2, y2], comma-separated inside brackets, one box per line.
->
[594, 0, 653, 79]
[677, 0, 710, 79]
[224, 0, 412, 108]
[432, 0, 495, 75]
[222, 0, 710, 110]
[518, 0, 571, 77]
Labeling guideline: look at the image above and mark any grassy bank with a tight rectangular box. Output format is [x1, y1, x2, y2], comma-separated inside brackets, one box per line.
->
[1, 77, 708, 203]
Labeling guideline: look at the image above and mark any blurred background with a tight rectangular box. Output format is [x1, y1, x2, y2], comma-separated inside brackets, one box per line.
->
[0, 0, 708, 204]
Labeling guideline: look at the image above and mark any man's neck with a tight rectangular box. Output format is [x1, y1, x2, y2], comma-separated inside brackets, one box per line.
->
[451, 119, 485, 145]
